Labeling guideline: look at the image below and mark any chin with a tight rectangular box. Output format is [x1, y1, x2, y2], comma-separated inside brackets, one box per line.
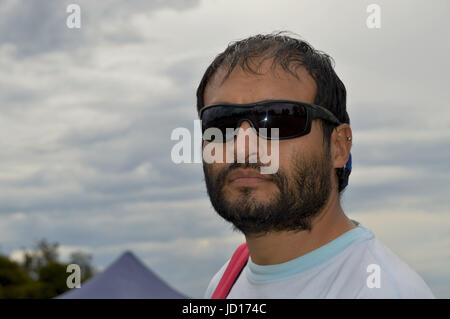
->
[225, 184, 278, 204]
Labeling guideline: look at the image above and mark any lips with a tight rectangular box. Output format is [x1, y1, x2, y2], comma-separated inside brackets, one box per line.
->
[227, 168, 271, 186]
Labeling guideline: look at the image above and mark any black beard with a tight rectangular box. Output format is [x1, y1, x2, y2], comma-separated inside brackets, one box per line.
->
[202, 147, 333, 237]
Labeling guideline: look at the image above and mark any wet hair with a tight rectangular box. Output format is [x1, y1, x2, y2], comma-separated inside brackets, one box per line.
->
[196, 31, 350, 193]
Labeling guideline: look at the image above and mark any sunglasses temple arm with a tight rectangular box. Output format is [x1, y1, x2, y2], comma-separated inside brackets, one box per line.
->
[310, 107, 340, 126]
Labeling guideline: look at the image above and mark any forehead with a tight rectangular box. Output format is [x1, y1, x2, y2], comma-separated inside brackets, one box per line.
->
[203, 58, 317, 106]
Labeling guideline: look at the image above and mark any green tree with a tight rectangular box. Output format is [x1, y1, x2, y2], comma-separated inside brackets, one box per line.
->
[0, 239, 96, 299]
[22, 239, 59, 280]
[0, 255, 42, 298]
[69, 250, 96, 281]
[38, 262, 71, 298]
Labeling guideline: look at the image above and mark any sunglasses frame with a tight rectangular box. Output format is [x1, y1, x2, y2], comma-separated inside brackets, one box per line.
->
[199, 99, 341, 140]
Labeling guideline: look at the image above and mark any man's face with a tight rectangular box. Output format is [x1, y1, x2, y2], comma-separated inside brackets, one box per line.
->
[202, 59, 336, 236]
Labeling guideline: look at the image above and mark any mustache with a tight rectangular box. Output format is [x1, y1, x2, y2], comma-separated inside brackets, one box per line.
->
[215, 161, 285, 188]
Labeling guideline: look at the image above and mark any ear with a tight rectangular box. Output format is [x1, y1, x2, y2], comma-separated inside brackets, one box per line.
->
[331, 124, 352, 169]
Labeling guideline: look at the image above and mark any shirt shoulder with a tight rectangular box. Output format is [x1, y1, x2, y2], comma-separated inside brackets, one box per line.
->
[349, 236, 435, 299]
[203, 258, 230, 299]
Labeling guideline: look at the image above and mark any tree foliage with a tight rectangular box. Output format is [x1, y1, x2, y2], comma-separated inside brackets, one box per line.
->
[0, 239, 96, 299]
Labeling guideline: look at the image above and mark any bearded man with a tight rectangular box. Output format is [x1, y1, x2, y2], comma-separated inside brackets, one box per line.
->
[196, 32, 434, 299]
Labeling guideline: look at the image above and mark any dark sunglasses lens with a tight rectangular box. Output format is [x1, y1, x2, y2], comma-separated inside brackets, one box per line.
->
[201, 107, 241, 142]
[256, 103, 307, 139]
[201, 102, 308, 141]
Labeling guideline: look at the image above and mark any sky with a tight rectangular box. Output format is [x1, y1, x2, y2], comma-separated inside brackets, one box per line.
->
[0, 0, 449, 298]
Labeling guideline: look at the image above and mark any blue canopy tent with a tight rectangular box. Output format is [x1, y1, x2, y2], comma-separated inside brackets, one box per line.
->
[57, 250, 188, 299]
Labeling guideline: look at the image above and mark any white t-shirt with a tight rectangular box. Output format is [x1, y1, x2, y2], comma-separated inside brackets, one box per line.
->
[204, 222, 435, 298]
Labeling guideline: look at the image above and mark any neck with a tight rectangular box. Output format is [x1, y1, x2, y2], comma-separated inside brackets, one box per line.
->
[244, 192, 357, 266]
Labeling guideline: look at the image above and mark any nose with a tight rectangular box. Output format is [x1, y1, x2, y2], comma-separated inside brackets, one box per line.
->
[238, 120, 253, 131]
[234, 120, 259, 164]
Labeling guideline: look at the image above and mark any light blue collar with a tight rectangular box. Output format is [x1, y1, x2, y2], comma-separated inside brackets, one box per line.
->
[247, 223, 373, 283]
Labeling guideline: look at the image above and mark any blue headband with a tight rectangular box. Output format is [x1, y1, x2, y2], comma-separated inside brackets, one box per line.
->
[341, 152, 352, 189]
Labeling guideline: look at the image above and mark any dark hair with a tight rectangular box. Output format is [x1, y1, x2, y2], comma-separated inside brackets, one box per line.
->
[196, 31, 350, 193]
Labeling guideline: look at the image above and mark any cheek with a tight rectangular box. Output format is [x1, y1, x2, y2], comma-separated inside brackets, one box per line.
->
[277, 141, 300, 171]
[202, 141, 229, 165]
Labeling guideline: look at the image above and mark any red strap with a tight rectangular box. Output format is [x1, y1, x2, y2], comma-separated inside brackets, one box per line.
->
[211, 243, 249, 299]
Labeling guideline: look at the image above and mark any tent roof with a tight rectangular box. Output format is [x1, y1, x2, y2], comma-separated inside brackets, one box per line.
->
[57, 250, 187, 299]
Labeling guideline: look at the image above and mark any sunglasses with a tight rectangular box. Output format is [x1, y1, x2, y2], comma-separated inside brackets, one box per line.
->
[199, 99, 341, 141]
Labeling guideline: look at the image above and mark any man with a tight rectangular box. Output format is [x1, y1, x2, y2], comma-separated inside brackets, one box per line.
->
[196, 31, 434, 298]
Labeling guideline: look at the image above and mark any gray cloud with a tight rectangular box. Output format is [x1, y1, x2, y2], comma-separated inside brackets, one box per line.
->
[0, 0, 200, 57]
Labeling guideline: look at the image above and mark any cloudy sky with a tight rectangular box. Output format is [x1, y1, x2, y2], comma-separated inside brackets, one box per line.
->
[0, 0, 449, 298]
